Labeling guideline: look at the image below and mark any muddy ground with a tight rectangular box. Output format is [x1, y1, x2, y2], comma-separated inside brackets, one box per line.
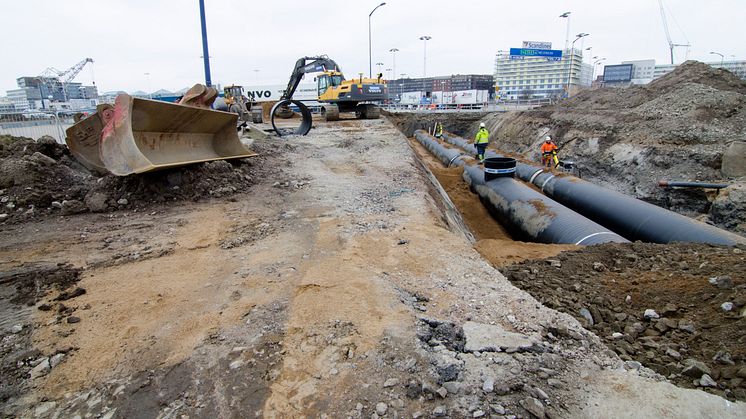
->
[468, 61, 746, 235]
[1, 118, 745, 418]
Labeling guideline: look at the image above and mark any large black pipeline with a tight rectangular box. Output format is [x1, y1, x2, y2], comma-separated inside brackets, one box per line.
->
[441, 133, 744, 246]
[270, 99, 313, 137]
[413, 130, 628, 245]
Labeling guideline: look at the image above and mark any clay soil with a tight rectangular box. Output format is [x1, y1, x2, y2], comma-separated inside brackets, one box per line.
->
[502, 242, 746, 400]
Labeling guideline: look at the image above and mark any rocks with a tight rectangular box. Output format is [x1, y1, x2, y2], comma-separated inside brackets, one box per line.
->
[472, 409, 485, 418]
[66, 316, 81, 324]
[713, 351, 735, 365]
[520, 397, 545, 418]
[709, 275, 734, 289]
[592, 262, 606, 272]
[462, 321, 539, 353]
[681, 359, 711, 378]
[50, 353, 65, 368]
[375, 402, 388, 416]
[721, 302, 734, 312]
[432, 406, 447, 417]
[482, 377, 494, 392]
[228, 360, 244, 370]
[10, 324, 23, 334]
[442, 381, 461, 395]
[699, 374, 718, 388]
[578, 308, 594, 326]
[117, 198, 129, 205]
[643, 309, 660, 320]
[29, 151, 57, 166]
[30, 358, 51, 379]
[435, 387, 448, 398]
[547, 260, 561, 268]
[61, 199, 87, 215]
[383, 378, 399, 388]
[84, 190, 110, 212]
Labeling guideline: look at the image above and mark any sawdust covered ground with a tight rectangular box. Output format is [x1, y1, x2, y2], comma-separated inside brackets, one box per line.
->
[407, 137, 577, 267]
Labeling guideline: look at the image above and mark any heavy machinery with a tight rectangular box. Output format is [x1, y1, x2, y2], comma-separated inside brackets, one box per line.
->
[66, 84, 256, 176]
[278, 55, 388, 121]
[219, 85, 263, 123]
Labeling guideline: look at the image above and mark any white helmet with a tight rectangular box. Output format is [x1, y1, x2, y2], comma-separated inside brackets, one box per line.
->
[479, 122, 486, 128]
[544, 135, 552, 142]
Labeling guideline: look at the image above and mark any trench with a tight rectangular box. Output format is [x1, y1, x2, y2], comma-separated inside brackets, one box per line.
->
[406, 136, 578, 267]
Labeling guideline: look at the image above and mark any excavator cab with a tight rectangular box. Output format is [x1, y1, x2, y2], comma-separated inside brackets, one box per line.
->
[317, 72, 344, 98]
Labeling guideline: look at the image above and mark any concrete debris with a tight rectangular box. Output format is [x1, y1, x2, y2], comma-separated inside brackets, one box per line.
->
[462, 321, 539, 353]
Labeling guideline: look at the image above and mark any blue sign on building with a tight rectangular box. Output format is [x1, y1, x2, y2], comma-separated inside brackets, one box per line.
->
[509, 48, 564, 59]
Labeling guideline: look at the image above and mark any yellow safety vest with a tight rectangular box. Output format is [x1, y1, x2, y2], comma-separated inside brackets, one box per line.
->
[475, 128, 489, 144]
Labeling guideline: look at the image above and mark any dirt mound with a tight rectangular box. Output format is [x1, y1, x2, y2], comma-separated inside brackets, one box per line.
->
[0, 135, 278, 224]
[502, 242, 746, 401]
[648, 60, 746, 95]
[476, 60, 746, 235]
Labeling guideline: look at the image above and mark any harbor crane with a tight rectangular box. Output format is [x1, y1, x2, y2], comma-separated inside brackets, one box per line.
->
[38, 58, 95, 102]
[658, 0, 690, 65]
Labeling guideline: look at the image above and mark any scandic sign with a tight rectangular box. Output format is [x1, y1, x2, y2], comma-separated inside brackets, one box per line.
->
[509, 48, 563, 58]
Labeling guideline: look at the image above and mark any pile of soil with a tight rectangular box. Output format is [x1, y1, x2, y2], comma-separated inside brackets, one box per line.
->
[501, 242, 746, 400]
[476, 61, 746, 234]
[0, 135, 278, 224]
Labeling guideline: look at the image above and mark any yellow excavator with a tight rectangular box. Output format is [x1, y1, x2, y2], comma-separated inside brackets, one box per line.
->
[221, 85, 263, 124]
[279, 55, 388, 121]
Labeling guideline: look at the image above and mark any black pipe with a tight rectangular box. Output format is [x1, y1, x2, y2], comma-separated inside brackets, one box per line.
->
[659, 180, 730, 189]
[413, 130, 628, 246]
[270, 100, 313, 137]
[441, 133, 744, 246]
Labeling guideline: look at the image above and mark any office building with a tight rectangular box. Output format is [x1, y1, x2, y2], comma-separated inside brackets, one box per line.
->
[603, 59, 746, 86]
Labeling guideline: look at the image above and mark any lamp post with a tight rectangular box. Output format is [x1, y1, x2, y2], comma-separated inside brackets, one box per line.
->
[559, 12, 571, 53]
[385, 68, 392, 80]
[376, 62, 384, 75]
[419, 35, 432, 96]
[389, 48, 399, 82]
[709, 51, 724, 67]
[585, 47, 592, 64]
[368, 2, 387, 78]
[399, 73, 406, 99]
[593, 58, 606, 81]
[253, 69, 260, 84]
[566, 33, 588, 97]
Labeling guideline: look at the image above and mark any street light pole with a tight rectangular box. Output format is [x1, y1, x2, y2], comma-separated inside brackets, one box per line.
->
[420, 35, 431, 96]
[376, 62, 384, 75]
[559, 12, 571, 53]
[585, 47, 592, 64]
[709, 51, 724, 67]
[369, 2, 387, 78]
[144, 72, 152, 99]
[566, 33, 588, 97]
[389, 48, 399, 82]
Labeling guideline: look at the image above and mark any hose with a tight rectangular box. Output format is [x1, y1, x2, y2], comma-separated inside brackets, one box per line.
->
[440, 133, 744, 246]
[413, 130, 628, 245]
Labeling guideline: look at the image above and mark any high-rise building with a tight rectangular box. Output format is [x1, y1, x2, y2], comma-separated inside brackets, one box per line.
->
[494, 48, 593, 100]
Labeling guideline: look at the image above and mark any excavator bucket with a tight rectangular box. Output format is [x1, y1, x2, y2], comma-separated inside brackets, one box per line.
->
[66, 91, 256, 176]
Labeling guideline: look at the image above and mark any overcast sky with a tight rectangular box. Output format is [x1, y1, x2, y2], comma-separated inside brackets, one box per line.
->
[2, 0, 744, 94]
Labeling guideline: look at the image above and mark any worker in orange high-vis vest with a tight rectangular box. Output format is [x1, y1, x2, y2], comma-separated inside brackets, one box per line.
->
[541, 135, 559, 168]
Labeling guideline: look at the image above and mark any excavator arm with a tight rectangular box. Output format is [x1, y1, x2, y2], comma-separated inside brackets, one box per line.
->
[281, 56, 341, 100]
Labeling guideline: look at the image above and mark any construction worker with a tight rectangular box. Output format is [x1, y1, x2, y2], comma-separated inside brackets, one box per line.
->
[434, 122, 443, 138]
[474, 122, 489, 163]
[541, 135, 559, 168]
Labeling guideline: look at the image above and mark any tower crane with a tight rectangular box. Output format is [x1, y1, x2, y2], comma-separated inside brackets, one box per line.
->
[658, 0, 690, 65]
[38, 58, 95, 102]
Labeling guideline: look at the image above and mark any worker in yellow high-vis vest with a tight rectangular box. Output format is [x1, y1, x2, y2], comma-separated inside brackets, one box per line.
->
[474, 122, 489, 164]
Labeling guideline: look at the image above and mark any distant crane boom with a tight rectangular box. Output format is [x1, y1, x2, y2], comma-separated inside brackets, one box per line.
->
[36, 58, 95, 102]
[658, 0, 690, 65]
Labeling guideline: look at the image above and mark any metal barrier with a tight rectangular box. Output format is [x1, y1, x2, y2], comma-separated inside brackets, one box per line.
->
[0, 111, 83, 144]
[381, 99, 553, 113]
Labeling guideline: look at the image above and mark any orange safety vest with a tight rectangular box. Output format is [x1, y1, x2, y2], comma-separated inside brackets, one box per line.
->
[541, 142, 558, 154]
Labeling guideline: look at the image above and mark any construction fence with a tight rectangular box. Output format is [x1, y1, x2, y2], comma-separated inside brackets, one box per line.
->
[0, 111, 79, 144]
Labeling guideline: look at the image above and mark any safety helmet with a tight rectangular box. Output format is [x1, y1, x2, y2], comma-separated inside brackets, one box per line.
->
[479, 122, 486, 128]
[544, 135, 552, 142]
